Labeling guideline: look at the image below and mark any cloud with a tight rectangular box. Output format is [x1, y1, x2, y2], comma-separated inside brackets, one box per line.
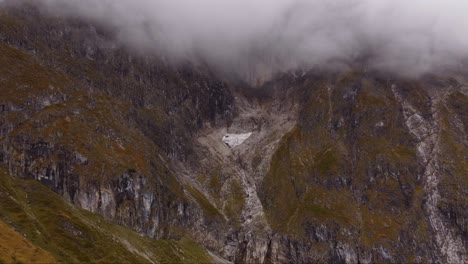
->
[7, 0, 468, 82]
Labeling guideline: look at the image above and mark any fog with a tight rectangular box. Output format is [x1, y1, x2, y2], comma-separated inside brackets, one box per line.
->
[7, 0, 468, 82]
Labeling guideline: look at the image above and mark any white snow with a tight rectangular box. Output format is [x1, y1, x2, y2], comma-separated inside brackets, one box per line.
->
[222, 132, 252, 148]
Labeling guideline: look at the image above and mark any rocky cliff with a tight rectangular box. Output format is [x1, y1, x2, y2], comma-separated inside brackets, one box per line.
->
[0, 2, 467, 263]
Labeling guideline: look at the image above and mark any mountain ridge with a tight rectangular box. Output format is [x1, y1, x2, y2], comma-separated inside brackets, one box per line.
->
[0, 3, 467, 263]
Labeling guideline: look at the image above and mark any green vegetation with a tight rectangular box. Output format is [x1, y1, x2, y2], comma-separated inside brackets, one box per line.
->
[224, 180, 245, 226]
[0, 219, 56, 264]
[0, 167, 212, 263]
[186, 185, 223, 219]
[0, 42, 70, 105]
[152, 237, 213, 264]
[436, 92, 468, 235]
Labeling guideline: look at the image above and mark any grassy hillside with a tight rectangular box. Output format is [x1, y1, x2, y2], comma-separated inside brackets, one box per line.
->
[0, 167, 212, 263]
[0, 219, 56, 264]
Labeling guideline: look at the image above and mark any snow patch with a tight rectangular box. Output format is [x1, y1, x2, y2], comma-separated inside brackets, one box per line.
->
[222, 132, 252, 148]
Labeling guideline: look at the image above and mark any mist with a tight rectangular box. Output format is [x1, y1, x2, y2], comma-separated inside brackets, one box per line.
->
[6, 0, 468, 82]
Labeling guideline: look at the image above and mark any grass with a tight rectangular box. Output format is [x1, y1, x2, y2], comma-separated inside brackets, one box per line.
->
[0, 219, 56, 264]
[0, 167, 213, 263]
[0, 42, 70, 105]
[152, 237, 212, 264]
[224, 180, 245, 226]
[186, 185, 223, 220]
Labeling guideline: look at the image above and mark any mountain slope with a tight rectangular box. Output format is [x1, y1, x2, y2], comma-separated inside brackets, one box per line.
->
[258, 72, 467, 263]
[0, 2, 467, 264]
[0, 166, 212, 263]
[0, 218, 56, 264]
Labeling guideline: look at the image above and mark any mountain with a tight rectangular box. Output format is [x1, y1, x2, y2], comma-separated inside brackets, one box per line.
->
[0, 3, 467, 263]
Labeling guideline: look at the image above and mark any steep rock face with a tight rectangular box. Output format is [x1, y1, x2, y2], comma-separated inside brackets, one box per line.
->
[0, 3, 467, 264]
[0, 3, 234, 247]
[0, 2, 234, 161]
[0, 40, 193, 239]
[392, 83, 466, 263]
[257, 72, 467, 263]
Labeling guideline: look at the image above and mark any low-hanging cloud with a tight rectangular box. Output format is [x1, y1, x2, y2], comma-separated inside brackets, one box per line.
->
[6, 0, 468, 82]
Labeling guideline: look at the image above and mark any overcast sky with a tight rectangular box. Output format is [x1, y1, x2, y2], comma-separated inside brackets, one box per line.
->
[6, 0, 468, 81]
